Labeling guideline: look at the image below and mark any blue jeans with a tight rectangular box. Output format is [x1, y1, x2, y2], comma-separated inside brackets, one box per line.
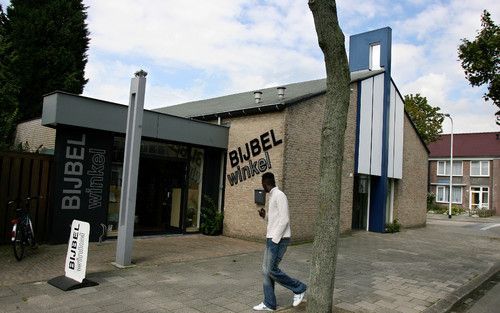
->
[262, 238, 307, 310]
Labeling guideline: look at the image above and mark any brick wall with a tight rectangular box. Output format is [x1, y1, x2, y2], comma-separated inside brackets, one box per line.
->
[462, 161, 471, 208]
[220, 86, 428, 240]
[393, 114, 428, 228]
[282, 83, 358, 241]
[221, 112, 286, 241]
[14, 118, 56, 152]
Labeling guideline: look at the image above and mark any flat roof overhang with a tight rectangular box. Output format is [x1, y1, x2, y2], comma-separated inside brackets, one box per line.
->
[42, 92, 229, 149]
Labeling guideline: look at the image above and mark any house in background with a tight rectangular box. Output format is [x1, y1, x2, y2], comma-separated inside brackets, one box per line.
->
[428, 132, 500, 215]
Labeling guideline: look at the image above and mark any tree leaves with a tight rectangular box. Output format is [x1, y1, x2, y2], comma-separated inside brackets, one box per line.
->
[404, 94, 444, 144]
[458, 10, 500, 108]
[2, 0, 90, 122]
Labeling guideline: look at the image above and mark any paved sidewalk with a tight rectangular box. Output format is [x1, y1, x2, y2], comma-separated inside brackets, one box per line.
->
[1, 218, 500, 313]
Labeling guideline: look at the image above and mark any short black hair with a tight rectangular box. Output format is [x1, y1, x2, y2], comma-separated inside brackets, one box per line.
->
[262, 172, 275, 186]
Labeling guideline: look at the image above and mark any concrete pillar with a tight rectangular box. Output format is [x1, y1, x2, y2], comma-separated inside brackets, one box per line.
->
[114, 70, 147, 267]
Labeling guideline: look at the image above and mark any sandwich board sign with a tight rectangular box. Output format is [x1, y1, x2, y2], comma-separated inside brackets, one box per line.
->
[48, 220, 98, 291]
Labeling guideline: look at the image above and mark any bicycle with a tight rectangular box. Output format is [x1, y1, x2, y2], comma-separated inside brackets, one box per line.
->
[9, 196, 41, 261]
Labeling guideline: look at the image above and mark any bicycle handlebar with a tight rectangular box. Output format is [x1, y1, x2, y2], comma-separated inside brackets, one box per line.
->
[7, 196, 44, 206]
[25, 196, 44, 201]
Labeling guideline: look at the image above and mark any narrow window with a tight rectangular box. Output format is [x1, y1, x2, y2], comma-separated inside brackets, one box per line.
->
[369, 43, 381, 70]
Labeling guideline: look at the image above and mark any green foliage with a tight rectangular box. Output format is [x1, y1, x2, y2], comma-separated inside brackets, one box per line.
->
[428, 203, 466, 216]
[477, 208, 495, 218]
[1, 0, 90, 121]
[427, 192, 436, 208]
[0, 5, 19, 150]
[451, 205, 465, 215]
[404, 94, 444, 144]
[429, 205, 447, 214]
[385, 219, 401, 233]
[458, 10, 500, 108]
[200, 196, 223, 236]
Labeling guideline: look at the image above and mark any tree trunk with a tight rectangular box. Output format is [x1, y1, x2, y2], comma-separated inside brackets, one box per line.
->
[307, 1, 350, 312]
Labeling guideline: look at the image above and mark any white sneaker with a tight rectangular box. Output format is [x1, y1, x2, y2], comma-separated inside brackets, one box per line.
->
[293, 291, 305, 307]
[253, 302, 274, 311]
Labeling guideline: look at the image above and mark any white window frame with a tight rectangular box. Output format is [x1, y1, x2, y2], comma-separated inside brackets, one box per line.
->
[436, 160, 463, 176]
[435, 185, 462, 204]
[437, 161, 447, 176]
[470, 160, 489, 177]
[452, 186, 462, 204]
[469, 186, 490, 210]
[453, 161, 463, 176]
[436, 186, 447, 203]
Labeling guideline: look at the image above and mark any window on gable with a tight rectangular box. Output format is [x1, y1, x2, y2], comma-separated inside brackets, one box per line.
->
[369, 43, 381, 70]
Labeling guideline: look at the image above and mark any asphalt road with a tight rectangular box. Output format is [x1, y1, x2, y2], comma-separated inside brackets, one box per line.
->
[465, 281, 500, 313]
[428, 214, 500, 313]
[427, 215, 500, 238]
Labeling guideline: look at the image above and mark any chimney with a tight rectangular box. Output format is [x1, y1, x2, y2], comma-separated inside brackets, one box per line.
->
[277, 87, 286, 100]
[254, 91, 262, 104]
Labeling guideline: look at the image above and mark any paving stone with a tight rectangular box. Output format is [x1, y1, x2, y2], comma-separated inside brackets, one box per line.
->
[395, 306, 419, 313]
[0, 287, 15, 299]
[101, 302, 134, 312]
[1, 218, 500, 312]
[374, 299, 397, 309]
[336, 302, 361, 312]
[222, 302, 250, 312]
[408, 292, 428, 301]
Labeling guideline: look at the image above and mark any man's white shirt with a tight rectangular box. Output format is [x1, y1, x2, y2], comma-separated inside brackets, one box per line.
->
[266, 186, 291, 244]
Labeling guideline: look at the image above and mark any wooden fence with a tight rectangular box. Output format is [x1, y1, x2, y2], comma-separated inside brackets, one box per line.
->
[0, 151, 53, 245]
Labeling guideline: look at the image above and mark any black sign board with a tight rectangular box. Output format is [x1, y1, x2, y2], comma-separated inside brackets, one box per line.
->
[50, 126, 113, 243]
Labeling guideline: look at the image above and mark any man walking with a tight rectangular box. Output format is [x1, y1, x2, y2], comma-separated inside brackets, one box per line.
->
[253, 172, 307, 311]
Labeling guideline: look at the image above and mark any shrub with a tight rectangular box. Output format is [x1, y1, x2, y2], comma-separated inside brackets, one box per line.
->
[426, 192, 445, 213]
[451, 205, 466, 215]
[200, 196, 223, 236]
[385, 219, 401, 233]
[427, 192, 436, 210]
[477, 207, 495, 217]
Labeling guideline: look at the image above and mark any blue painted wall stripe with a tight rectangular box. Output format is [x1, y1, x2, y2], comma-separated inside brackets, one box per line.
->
[349, 27, 392, 233]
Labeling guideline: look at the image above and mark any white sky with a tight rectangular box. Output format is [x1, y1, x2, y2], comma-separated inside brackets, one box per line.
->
[1, 0, 499, 133]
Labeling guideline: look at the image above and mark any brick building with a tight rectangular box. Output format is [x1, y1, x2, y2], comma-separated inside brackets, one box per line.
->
[14, 27, 429, 242]
[157, 27, 429, 240]
[428, 132, 500, 216]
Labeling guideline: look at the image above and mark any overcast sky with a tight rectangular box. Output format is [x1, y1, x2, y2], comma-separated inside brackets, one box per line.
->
[1, 0, 499, 133]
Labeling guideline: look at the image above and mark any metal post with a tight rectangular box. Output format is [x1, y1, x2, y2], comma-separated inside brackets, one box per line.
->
[444, 114, 453, 219]
[114, 70, 147, 267]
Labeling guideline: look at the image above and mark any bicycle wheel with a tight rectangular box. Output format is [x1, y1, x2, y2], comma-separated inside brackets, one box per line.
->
[12, 226, 25, 261]
[27, 220, 36, 248]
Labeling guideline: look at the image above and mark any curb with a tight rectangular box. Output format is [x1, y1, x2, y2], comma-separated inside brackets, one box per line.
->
[424, 262, 500, 313]
[426, 215, 500, 224]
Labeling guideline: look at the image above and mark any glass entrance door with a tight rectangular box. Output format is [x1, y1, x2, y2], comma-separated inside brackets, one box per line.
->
[135, 158, 187, 234]
[352, 175, 370, 230]
[470, 186, 489, 213]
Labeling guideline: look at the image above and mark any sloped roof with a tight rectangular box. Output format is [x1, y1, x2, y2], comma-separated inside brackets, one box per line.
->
[428, 132, 500, 158]
[154, 69, 384, 118]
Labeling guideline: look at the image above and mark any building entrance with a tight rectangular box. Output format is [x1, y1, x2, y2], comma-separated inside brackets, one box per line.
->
[107, 137, 191, 237]
[135, 158, 187, 234]
[352, 175, 370, 230]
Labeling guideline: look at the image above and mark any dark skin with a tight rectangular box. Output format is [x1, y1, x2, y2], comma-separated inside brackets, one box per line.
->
[258, 179, 275, 219]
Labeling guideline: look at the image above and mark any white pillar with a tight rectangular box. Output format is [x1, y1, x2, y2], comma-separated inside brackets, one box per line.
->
[447, 115, 454, 219]
[115, 70, 147, 267]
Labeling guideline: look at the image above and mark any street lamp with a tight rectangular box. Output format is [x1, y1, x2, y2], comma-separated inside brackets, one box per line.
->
[444, 114, 453, 219]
